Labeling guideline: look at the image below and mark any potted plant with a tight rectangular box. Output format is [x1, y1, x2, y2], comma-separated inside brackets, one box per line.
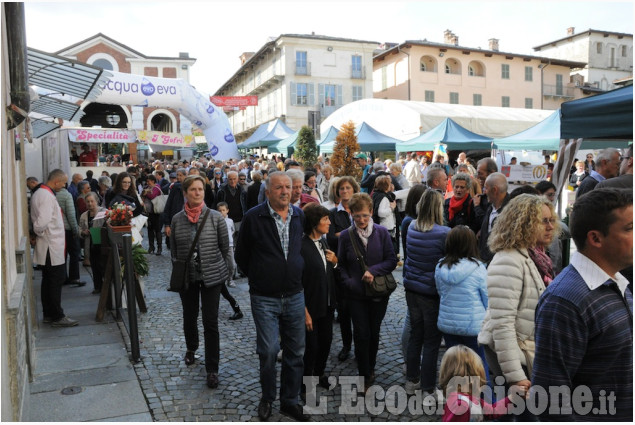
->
[107, 202, 133, 232]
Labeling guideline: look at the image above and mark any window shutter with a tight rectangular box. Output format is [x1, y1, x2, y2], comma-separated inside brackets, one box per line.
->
[337, 85, 343, 106]
[308, 83, 315, 106]
[318, 83, 325, 106]
[290, 82, 297, 106]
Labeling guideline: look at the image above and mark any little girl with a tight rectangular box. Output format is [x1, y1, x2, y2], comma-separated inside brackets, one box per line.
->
[440, 345, 527, 422]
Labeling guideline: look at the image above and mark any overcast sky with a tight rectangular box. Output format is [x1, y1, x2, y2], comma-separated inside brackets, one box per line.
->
[24, 0, 633, 96]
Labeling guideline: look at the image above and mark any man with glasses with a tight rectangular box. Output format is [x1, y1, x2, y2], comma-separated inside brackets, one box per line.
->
[577, 148, 621, 197]
[597, 145, 633, 190]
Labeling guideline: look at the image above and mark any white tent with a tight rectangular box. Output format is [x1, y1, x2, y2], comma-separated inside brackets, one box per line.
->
[321, 99, 554, 141]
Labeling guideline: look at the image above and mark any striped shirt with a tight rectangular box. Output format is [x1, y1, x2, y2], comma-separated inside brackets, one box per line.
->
[267, 200, 294, 259]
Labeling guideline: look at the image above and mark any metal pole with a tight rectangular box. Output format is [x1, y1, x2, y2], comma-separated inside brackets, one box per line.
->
[121, 234, 141, 363]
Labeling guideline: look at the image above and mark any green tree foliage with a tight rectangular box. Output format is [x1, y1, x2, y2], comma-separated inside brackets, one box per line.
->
[294, 125, 318, 167]
[330, 121, 361, 179]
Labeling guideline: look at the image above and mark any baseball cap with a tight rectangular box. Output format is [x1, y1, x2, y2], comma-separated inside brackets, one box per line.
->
[354, 153, 368, 160]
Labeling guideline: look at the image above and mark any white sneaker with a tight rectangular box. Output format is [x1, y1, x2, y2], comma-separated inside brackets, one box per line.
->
[421, 389, 440, 407]
[405, 379, 420, 395]
[228, 280, 236, 288]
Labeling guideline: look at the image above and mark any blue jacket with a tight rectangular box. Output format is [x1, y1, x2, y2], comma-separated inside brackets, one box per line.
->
[235, 201, 305, 297]
[435, 258, 488, 336]
[337, 224, 397, 299]
[403, 222, 450, 296]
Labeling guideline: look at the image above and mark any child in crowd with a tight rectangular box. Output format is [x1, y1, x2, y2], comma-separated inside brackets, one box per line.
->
[216, 202, 243, 320]
[440, 345, 527, 422]
[216, 202, 237, 286]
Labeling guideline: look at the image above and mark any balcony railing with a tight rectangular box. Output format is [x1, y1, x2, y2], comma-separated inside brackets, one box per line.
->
[543, 84, 575, 98]
[295, 61, 311, 76]
[351, 66, 366, 79]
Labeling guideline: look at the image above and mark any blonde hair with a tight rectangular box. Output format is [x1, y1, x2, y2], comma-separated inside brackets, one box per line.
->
[439, 345, 487, 395]
[414, 189, 444, 232]
[488, 194, 560, 252]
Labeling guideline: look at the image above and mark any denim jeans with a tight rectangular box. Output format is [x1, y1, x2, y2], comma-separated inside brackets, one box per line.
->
[405, 291, 442, 391]
[349, 296, 389, 379]
[401, 308, 411, 359]
[179, 282, 222, 373]
[251, 292, 305, 406]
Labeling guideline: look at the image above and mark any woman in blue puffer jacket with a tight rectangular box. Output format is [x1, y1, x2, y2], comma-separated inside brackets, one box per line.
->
[435, 225, 490, 384]
[403, 189, 450, 398]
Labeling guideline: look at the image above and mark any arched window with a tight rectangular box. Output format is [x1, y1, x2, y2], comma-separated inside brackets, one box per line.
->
[93, 58, 113, 71]
[419, 56, 437, 73]
[444, 59, 461, 75]
[468, 61, 485, 77]
[87, 53, 119, 72]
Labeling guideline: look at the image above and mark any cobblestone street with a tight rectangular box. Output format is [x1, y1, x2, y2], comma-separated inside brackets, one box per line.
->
[132, 233, 443, 422]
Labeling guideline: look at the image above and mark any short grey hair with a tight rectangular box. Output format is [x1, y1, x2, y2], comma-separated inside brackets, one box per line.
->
[596, 148, 620, 163]
[98, 176, 112, 187]
[451, 172, 471, 189]
[485, 172, 508, 193]
[426, 167, 446, 187]
[286, 168, 304, 183]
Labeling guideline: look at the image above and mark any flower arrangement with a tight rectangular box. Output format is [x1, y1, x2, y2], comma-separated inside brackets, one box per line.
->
[107, 202, 133, 226]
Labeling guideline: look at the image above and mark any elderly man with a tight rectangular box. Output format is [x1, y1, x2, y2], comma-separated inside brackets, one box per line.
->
[577, 148, 621, 197]
[473, 157, 498, 228]
[216, 171, 247, 232]
[31, 169, 79, 327]
[67, 173, 83, 202]
[235, 172, 308, 422]
[532, 188, 633, 421]
[55, 176, 86, 287]
[597, 145, 633, 190]
[287, 169, 317, 208]
[426, 166, 448, 193]
[354, 153, 372, 193]
[477, 172, 509, 264]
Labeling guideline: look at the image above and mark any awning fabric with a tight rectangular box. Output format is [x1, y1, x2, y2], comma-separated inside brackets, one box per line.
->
[397, 118, 492, 152]
[267, 130, 300, 154]
[239, 119, 296, 149]
[493, 109, 631, 150]
[319, 122, 401, 154]
[560, 85, 633, 139]
[31, 118, 60, 139]
[30, 95, 84, 122]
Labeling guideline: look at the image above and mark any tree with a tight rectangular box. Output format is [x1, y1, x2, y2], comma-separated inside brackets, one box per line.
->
[330, 121, 361, 179]
[294, 125, 318, 167]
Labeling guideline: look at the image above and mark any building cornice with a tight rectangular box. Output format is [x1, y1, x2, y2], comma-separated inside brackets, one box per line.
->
[533, 29, 633, 50]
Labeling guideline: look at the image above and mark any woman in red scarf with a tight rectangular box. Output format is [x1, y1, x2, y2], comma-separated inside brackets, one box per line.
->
[170, 176, 233, 389]
[443, 173, 478, 232]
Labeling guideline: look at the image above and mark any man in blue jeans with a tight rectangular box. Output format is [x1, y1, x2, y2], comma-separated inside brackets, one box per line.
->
[235, 171, 308, 422]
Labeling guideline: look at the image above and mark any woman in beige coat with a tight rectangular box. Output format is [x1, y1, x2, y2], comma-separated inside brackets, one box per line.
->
[478, 194, 559, 404]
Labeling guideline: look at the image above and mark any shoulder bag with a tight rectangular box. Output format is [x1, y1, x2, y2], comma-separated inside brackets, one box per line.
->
[168, 210, 210, 292]
[347, 227, 397, 297]
[151, 193, 169, 214]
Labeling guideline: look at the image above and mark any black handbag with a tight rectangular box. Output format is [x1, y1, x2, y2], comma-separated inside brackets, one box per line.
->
[168, 210, 210, 292]
[347, 227, 397, 297]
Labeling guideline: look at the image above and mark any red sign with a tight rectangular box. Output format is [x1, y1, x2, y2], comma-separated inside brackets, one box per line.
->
[222, 106, 246, 112]
[210, 96, 258, 107]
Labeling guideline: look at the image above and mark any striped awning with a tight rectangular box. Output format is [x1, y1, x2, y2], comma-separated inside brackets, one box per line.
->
[30, 95, 84, 122]
[31, 118, 60, 139]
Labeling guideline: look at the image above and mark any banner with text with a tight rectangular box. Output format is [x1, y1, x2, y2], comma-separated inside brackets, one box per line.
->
[137, 130, 195, 147]
[94, 71, 239, 159]
[210, 96, 258, 107]
[68, 128, 137, 143]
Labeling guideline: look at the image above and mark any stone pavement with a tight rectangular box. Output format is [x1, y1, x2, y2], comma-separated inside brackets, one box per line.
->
[133, 234, 445, 422]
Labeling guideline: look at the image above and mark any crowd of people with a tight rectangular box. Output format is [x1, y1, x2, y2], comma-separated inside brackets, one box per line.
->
[28, 145, 632, 421]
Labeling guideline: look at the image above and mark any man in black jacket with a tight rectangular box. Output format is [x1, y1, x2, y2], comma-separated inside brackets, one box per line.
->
[477, 172, 509, 264]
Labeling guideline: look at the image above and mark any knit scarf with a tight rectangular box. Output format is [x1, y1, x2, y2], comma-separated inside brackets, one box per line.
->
[355, 218, 374, 248]
[528, 246, 554, 286]
[448, 194, 469, 221]
[184, 202, 204, 224]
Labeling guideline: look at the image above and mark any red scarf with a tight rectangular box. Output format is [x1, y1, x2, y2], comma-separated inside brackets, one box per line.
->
[448, 194, 469, 221]
[184, 202, 204, 223]
[528, 246, 554, 286]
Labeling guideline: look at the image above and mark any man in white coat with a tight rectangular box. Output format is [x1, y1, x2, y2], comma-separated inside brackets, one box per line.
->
[403, 152, 423, 187]
[31, 169, 79, 327]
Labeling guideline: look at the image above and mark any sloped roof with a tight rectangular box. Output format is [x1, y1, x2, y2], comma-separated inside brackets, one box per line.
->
[239, 119, 296, 149]
[318, 122, 402, 154]
[55, 33, 197, 61]
[492, 110, 561, 150]
[397, 118, 492, 152]
[533, 29, 633, 51]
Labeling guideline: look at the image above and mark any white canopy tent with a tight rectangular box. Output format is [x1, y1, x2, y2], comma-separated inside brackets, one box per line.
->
[320, 99, 554, 141]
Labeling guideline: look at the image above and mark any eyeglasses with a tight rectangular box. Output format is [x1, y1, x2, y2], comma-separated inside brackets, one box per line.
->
[215, 172, 221, 175]
[542, 218, 557, 226]
[619, 156, 631, 161]
[122, 180, 132, 185]
[352, 214, 371, 220]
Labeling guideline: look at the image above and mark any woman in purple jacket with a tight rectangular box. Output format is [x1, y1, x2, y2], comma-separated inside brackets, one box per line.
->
[337, 193, 398, 393]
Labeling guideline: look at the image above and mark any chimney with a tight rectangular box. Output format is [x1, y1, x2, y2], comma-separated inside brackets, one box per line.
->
[444, 29, 453, 44]
[179, 52, 190, 59]
[450, 34, 459, 46]
[567, 27, 575, 35]
[240, 52, 255, 65]
[489, 38, 499, 52]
